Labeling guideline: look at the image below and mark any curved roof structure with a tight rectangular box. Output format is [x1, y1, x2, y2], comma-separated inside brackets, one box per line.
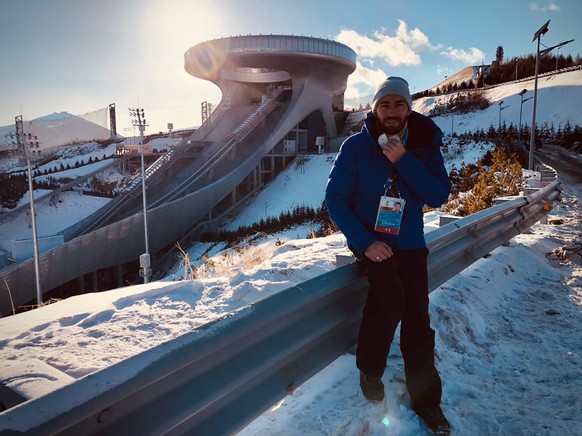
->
[184, 35, 356, 136]
[185, 34, 356, 84]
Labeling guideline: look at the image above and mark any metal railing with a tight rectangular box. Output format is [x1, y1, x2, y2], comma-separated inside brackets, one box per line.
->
[149, 87, 284, 207]
[0, 171, 561, 435]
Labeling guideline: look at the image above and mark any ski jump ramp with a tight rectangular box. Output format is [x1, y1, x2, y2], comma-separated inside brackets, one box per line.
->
[0, 35, 356, 316]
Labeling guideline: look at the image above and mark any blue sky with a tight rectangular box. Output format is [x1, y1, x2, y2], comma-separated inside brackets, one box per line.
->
[0, 0, 580, 134]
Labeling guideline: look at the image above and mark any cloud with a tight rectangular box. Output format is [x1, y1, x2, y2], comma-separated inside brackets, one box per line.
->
[336, 20, 486, 96]
[351, 62, 388, 85]
[343, 62, 388, 99]
[336, 20, 437, 67]
[441, 47, 486, 65]
[548, 2, 561, 10]
[530, 2, 561, 11]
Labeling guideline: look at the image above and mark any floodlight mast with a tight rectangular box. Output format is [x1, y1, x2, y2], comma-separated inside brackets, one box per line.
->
[14, 115, 43, 305]
[129, 107, 151, 284]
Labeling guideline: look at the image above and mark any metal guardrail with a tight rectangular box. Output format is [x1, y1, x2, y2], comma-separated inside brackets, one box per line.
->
[0, 173, 561, 435]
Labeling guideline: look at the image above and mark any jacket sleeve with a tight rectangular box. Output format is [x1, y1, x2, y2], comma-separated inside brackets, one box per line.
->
[325, 139, 377, 256]
[395, 128, 451, 208]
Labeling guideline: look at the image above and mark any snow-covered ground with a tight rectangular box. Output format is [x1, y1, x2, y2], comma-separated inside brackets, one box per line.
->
[0, 190, 109, 256]
[0, 142, 581, 433]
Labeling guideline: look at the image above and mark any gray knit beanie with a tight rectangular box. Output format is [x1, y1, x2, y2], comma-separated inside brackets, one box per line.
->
[372, 77, 412, 113]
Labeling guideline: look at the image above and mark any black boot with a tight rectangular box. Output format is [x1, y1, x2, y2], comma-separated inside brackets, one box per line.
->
[412, 404, 451, 434]
[359, 371, 384, 402]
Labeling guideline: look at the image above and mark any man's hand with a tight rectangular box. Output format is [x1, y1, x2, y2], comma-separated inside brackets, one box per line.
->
[364, 241, 394, 262]
[382, 137, 406, 163]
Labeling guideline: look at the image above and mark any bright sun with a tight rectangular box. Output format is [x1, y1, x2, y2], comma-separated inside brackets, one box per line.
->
[143, 1, 227, 53]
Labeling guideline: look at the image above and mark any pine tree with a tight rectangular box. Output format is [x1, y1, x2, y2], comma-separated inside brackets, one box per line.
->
[496, 46, 504, 65]
[487, 125, 497, 139]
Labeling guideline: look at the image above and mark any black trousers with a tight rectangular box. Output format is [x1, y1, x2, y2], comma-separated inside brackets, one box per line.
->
[356, 248, 442, 408]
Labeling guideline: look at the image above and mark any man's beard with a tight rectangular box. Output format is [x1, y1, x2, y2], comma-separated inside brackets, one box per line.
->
[379, 115, 407, 135]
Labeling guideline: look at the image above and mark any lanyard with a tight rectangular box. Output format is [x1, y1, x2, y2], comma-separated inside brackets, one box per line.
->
[400, 129, 408, 148]
[382, 129, 407, 198]
[384, 167, 400, 198]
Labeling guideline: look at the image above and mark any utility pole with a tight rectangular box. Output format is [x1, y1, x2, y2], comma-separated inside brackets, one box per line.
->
[528, 20, 573, 170]
[128, 107, 151, 283]
[518, 89, 532, 143]
[498, 101, 509, 134]
[529, 20, 550, 170]
[15, 115, 43, 305]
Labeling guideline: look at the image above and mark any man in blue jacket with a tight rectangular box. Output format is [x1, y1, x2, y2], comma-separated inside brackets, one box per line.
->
[325, 77, 452, 433]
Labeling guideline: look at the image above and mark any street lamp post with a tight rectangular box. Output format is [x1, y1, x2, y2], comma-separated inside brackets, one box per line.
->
[529, 20, 550, 170]
[528, 20, 574, 170]
[518, 89, 532, 143]
[450, 106, 456, 137]
[498, 101, 509, 133]
[129, 108, 151, 284]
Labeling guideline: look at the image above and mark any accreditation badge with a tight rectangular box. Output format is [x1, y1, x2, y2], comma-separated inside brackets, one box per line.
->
[374, 196, 405, 234]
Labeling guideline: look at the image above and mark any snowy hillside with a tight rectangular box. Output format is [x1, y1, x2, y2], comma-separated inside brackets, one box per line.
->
[419, 69, 582, 135]
[0, 110, 111, 153]
[429, 65, 482, 93]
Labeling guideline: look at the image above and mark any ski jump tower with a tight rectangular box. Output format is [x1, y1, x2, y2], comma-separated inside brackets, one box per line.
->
[184, 34, 357, 142]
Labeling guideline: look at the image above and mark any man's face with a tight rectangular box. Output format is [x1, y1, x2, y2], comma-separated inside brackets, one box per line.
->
[375, 94, 409, 135]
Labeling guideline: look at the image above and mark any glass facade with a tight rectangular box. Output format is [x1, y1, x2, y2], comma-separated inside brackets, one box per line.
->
[211, 35, 357, 65]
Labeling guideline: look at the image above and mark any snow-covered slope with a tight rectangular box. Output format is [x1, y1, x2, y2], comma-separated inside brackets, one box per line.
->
[417, 69, 582, 135]
[429, 65, 482, 93]
[0, 109, 111, 153]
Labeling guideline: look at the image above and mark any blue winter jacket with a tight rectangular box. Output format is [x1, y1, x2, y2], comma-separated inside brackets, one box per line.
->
[325, 111, 451, 256]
